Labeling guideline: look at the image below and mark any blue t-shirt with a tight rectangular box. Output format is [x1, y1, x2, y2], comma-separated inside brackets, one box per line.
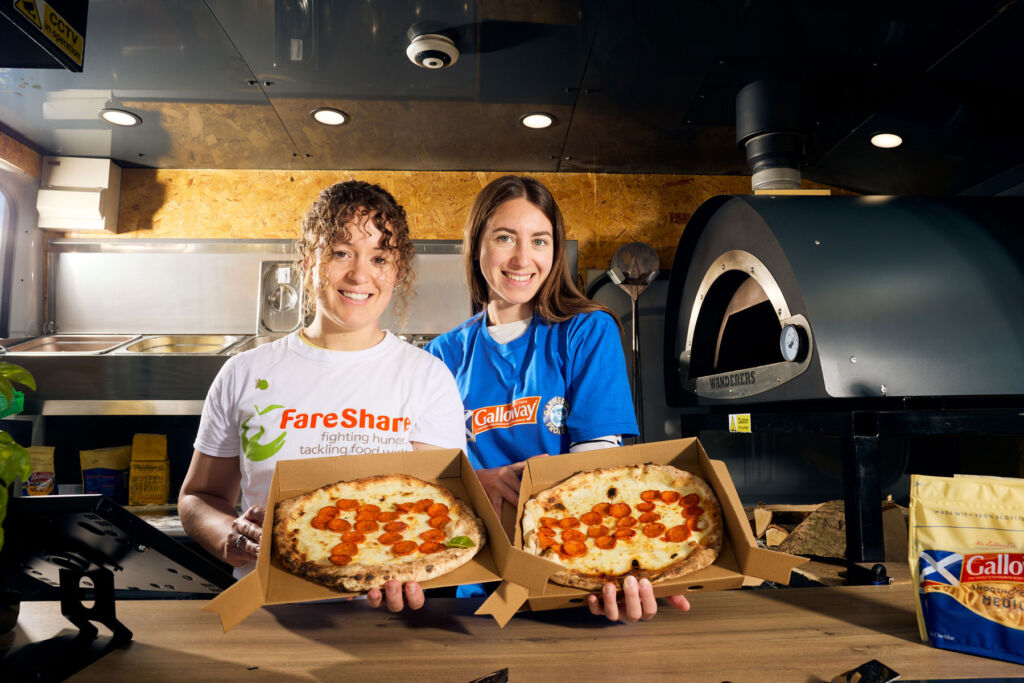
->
[426, 310, 639, 469]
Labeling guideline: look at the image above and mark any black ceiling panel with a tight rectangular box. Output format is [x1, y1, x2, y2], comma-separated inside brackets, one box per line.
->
[0, 0, 1021, 194]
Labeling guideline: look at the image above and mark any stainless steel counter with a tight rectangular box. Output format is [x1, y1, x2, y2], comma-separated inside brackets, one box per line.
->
[6, 350, 229, 415]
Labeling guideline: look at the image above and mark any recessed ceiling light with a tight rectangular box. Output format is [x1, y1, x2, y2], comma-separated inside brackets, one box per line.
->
[311, 108, 348, 126]
[98, 108, 142, 127]
[520, 112, 554, 129]
[871, 132, 903, 149]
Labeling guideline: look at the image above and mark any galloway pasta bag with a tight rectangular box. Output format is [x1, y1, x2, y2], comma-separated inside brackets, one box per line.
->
[909, 474, 1024, 664]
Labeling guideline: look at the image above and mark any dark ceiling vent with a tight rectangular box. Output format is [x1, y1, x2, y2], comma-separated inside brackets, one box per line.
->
[736, 79, 805, 191]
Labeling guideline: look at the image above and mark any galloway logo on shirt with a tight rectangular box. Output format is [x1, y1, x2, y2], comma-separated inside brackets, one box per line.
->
[470, 396, 541, 437]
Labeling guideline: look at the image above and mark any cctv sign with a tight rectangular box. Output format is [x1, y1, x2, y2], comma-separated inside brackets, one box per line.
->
[2, 0, 88, 71]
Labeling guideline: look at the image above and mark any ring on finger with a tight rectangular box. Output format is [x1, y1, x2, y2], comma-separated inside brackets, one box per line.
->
[234, 534, 246, 550]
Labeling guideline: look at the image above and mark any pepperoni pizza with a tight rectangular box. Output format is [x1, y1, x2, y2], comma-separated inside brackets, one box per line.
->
[522, 464, 722, 590]
[273, 474, 486, 592]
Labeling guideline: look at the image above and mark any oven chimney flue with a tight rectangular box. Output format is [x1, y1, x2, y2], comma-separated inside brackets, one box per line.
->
[736, 79, 805, 191]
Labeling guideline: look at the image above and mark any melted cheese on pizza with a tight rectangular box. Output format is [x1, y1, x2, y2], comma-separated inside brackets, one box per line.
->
[291, 480, 458, 566]
[523, 467, 717, 577]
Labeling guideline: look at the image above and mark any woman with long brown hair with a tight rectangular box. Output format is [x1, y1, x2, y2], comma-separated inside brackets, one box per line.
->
[428, 175, 688, 621]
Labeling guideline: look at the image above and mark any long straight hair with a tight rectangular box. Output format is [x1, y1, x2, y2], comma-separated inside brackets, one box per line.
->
[463, 175, 615, 324]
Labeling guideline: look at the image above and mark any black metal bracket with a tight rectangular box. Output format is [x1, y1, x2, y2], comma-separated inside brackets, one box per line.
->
[59, 567, 133, 643]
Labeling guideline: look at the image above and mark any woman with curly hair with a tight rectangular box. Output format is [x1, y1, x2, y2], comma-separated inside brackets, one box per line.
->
[180, 181, 465, 612]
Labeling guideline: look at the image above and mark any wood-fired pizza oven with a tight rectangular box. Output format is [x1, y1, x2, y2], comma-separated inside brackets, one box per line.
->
[664, 195, 1024, 407]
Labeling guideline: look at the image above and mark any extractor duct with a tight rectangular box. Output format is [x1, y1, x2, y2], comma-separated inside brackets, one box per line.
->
[736, 79, 805, 191]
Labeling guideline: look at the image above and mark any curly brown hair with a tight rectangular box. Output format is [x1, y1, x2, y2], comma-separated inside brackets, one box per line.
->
[296, 181, 415, 322]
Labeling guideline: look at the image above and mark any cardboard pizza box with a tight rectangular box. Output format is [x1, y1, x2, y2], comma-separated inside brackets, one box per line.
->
[203, 449, 509, 632]
[477, 437, 808, 626]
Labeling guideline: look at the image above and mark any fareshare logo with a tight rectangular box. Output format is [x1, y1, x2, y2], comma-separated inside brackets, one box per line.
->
[242, 403, 287, 461]
[241, 379, 287, 461]
[470, 396, 540, 436]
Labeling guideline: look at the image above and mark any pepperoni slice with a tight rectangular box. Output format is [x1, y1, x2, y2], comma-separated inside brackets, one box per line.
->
[392, 541, 418, 556]
[587, 525, 610, 538]
[665, 525, 691, 542]
[383, 521, 408, 533]
[580, 512, 603, 526]
[412, 499, 434, 513]
[562, 540, 588, 557]
[538, 527, 557, 538]
[356, 504, 381, 515]
[428, 516, 450, 529]
[558, 517, 580, 529]
[681, 493, 701, 507]
[615, 516, 638, 528]
[592, 502, 612, 516]
[638, 512, 661, 524]
[327, 517, 352, 533]
[336, 499, 359, 511]
[642, 523, 667, 538]
[329, 554, 352, 565]
[419, 542, 445, 554]
[561, 529, 586, 542]
[613, 528, 637, 540]
[355, 510, 378, 522]
[594, 535, 617, 550]
[609, 503, 631, 518]
[354, 520, 379, 533]
[394, 502, 414, 512]
[635, 501, 656, 512]
[684, 506, 704, 518]
[540, 517, 560, 529]
[341, 531, 365, 543]
[317, 506, 340, 519]
[310, 517, 329, 530]
[640, 490, 660, 502]
[538, 535, 561, 550]
[376, 511, 400, 522]
[419, 528, 446, 542]
[332, 542, 358, 556]
[377, 532, 403, 545]
[427, 503, 450, 518]
[660, 491, 681, 504]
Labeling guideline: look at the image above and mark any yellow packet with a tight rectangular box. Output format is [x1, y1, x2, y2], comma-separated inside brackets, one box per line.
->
[909, 474, 1024, 664]
[23, 446, 55, 496]
[129, 433, 169, 505]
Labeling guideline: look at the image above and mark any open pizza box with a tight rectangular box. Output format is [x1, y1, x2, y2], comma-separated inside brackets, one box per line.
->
[203, 448, 506, 632]
[477, 437, 809, 627]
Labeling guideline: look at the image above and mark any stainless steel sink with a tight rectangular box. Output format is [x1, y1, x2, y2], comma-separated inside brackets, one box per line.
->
[117, 334, 245, 354]
[228, 334, 285, 354]
[1, 334, 140, 355]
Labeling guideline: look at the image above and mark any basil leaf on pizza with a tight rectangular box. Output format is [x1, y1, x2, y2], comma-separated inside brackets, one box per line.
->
[521, 464, 723, 590]
[273, 474, 486, 592]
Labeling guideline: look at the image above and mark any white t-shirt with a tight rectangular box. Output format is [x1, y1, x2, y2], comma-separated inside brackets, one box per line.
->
[194, 330, 467, 514]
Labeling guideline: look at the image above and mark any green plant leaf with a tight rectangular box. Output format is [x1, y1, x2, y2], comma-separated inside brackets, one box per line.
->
[0, 431, 31, 485]
[0, 378, 11, 407]
[445, 535, 476, 549]
[0, 362, 36, 391]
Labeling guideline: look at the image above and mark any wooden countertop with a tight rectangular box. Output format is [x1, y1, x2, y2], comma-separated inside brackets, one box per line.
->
[4, 584, 1022, 682]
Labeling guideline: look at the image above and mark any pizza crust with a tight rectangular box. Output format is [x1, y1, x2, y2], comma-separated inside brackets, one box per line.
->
[273, 474, 486, 592]
[522, 463, 723, 590]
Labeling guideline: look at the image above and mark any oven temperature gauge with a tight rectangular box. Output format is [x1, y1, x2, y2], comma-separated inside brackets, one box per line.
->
[779, 324, 807, 362]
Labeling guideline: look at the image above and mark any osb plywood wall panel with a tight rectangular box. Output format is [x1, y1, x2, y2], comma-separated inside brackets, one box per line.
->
[68, 169, 846, 273]
[0, 132, 41, 179]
